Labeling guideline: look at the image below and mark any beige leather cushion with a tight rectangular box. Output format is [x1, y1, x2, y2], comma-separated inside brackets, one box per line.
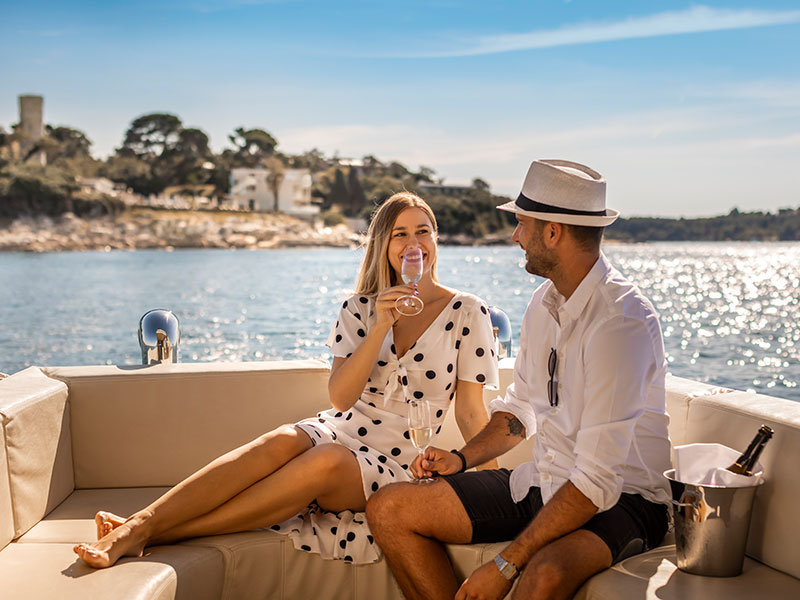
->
[17, 486, 504, 600]
[0, 542, 224, 600]
[44, 361, 331, 489]
[0, 425, 13, 549]
[684, 391, 800, 580]
[576, 544, 800, 600]
[0, 367, 74, 538]
[17, 487, 169, 544]
[438, 364, 535, 470]
[665, 375, 722, 448]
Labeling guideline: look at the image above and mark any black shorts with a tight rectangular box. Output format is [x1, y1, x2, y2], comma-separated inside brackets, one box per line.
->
[442, 469, 668, 564]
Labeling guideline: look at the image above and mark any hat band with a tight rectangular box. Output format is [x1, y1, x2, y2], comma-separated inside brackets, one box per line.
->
[516, 193, 607, 217]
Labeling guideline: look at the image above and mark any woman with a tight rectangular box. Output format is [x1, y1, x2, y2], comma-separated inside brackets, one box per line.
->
[74, 192, 499, 568]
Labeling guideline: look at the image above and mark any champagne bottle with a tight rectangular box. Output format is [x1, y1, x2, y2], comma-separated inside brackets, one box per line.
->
[726, 425, 774, 475]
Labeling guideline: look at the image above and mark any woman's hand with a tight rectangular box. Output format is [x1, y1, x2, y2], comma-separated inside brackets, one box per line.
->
[374, 284, 417, 330]
[410, 446, 463, 479]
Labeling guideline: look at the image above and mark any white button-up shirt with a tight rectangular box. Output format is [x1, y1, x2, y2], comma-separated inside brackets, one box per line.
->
[490, 254, 672, 511]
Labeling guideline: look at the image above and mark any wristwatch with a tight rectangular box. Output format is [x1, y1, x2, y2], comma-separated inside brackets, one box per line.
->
[493, 554, 519, 581]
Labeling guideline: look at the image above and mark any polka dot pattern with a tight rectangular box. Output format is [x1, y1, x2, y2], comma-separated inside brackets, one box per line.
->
[282, 291, 498, 565]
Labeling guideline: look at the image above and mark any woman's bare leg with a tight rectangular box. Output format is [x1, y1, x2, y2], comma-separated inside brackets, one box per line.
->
[150, 443, 366, 545]
[74, 424, 314, 567]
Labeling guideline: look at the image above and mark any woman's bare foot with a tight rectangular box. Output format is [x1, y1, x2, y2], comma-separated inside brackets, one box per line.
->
[74, 516, 150, 568]
[95, 511, 126, 540]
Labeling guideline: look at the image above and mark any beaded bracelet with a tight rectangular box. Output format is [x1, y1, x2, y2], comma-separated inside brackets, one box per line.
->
[450, 449, 467, 474]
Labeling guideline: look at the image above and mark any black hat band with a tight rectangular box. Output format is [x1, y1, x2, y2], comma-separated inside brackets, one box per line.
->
[515, 193, 608, 217]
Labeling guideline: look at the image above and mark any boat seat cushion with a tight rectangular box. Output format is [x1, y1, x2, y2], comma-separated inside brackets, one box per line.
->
[684, 391, 800, 580]
[0, 542, 224, 600]
[17, 486, 511, 600]
[43, 361, 332, 489]
[575, 544, 800, 600]
[0, 367, 74, 539]
[0, 425, 14, 550]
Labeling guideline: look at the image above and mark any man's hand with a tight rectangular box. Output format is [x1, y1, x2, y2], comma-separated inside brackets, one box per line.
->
[455, 561, 514, 600]
[409, 446, 463, 479]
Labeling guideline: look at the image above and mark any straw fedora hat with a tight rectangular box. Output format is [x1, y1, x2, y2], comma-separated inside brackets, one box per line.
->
[497, 159, 619, 227]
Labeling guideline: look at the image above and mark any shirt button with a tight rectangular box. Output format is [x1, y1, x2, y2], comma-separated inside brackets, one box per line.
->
[542, 473, 551, 481]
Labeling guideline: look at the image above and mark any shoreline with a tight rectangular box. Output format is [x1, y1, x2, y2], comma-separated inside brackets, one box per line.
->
[0, 210, 515, 252]
[0, 210, 364, 253]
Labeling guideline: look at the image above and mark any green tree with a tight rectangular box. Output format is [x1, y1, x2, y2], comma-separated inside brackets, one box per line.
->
[289, 148, 326, 171]
[45, 126, 92, 158]
[121, 113, 183, 159]
[329, 168, 349, 211]
[472, 177, 490, 191]
[102, 153, 154, 195]
[417, 165, 437, 183]
[157, 127, 213, 186]
[228, 127, 278, 167]
[346, 167, 367, 216]
[41, 125, 101, 176]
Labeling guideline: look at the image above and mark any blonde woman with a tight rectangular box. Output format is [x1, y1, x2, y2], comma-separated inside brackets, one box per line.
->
[74, 192, 499, 568]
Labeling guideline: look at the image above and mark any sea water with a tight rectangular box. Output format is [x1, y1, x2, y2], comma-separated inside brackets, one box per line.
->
[1, 242, 798, 401]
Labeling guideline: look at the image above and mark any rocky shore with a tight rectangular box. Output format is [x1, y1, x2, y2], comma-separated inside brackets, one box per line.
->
[0, 209, 364, 252]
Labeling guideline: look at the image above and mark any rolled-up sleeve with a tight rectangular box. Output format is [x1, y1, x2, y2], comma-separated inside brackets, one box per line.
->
[568, 315, 658, 511]
[489, 333, 536, 439]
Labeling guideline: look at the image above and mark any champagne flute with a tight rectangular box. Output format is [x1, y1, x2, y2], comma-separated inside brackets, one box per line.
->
[408, 399, 436, 483]
[395, 247, 425, 316]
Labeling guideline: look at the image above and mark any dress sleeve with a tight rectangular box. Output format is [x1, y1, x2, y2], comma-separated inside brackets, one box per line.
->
[455, 298, 500, 391]
[326, 295, 370, 358]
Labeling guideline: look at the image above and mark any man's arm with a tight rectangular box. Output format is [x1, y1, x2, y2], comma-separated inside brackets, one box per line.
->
[414, 410, 526, 477]
[454, 481, 598, 600]
[500, 480, 597, 568]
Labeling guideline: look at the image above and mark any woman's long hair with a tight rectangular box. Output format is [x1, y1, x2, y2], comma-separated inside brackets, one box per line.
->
[355, 192, 439, 296]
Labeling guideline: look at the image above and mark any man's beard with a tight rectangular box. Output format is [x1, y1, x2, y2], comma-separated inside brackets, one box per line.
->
[524, 240, 558, 279]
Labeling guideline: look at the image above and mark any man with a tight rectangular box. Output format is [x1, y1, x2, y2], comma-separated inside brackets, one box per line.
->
[366, 159, 672, 600]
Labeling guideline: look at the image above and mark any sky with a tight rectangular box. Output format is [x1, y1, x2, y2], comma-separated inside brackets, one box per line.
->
[1, 0, 799, 217]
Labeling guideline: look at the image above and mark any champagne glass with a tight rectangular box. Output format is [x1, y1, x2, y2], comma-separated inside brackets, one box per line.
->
[395, 247, 425, 316]
[408, 399, 436, 483]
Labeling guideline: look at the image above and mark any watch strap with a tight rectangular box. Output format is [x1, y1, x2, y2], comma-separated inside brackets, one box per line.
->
[493, 553, 519, 581]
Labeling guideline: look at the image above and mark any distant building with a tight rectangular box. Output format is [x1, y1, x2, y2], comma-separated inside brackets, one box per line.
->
[12, 94, 46, 165]
[229, 167, 318, 216]
[417, 181, 472, 198]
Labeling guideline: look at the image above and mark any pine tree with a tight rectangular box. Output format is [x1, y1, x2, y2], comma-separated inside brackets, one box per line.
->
[330, 168, 349, 211]
[346, 167, 367, 216]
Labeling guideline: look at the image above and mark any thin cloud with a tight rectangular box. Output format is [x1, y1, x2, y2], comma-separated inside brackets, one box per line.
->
[398, 5, 800, 58]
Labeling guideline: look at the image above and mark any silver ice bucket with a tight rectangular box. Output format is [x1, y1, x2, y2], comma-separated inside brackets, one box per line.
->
[665, 468, 763, 577]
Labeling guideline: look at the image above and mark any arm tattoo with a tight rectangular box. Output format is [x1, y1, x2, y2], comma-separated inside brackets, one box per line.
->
[505, 415, 524, 438]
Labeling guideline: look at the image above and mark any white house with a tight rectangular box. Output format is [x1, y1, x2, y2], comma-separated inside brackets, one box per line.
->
[229, 168, 318, 216]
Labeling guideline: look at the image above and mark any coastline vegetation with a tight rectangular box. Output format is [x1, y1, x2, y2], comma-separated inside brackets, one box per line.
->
[1, 113, 799, 242]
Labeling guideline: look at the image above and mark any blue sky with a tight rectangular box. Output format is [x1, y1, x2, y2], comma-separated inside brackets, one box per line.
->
[2, 1, 799, 217]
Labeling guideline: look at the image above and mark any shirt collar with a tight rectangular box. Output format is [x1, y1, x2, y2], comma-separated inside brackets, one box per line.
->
[541, 253, 611, 323]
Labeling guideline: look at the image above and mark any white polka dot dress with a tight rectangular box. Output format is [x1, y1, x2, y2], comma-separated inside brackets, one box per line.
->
[272, 291, 499, 564]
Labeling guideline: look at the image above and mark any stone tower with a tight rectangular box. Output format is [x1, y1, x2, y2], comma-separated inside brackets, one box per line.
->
[18, 94, 46, 165]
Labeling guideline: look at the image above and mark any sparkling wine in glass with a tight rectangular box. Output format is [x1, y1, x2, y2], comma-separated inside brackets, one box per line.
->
[395, 247, 425, 316]
[408, 399, 436, 483]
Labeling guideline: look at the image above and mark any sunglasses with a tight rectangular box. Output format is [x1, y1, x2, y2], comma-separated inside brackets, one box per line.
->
[547, 347, 559, 407]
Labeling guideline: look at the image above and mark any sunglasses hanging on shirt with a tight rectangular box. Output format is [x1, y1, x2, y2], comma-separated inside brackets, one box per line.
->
[548, 347, 559, 407]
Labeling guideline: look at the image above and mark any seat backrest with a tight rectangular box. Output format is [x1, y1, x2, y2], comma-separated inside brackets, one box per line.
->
[0, 422, 13, 549]
[664, 375, 723, 448]
[44, 360, 331, 489]
[683, 389, 800, 579]
[0, 367, 73, 540]
[437, 362, 535, 469]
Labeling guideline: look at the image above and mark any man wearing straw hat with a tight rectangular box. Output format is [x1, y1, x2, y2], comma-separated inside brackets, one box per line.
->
[367, 159, 673, 599]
